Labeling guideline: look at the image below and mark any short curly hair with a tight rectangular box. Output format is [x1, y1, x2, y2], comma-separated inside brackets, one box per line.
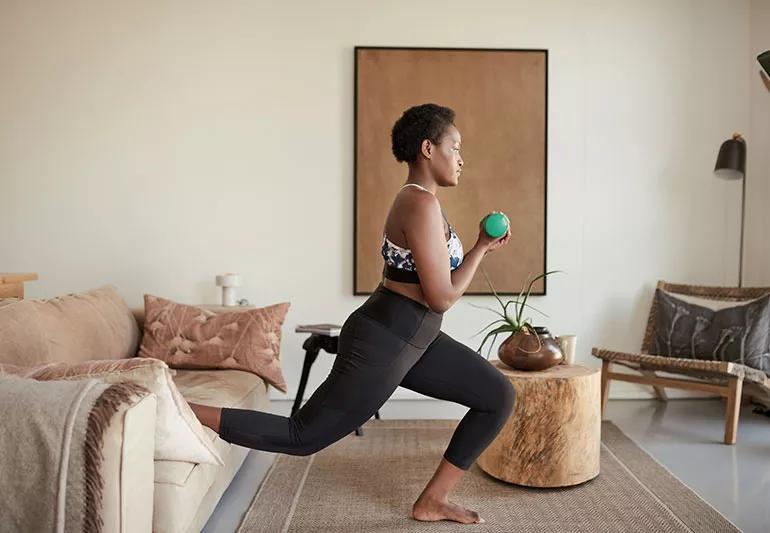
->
[391, 103, 456, 163]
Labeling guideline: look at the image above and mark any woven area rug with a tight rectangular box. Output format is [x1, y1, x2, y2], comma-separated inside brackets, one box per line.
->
[237, 420, 739, 533]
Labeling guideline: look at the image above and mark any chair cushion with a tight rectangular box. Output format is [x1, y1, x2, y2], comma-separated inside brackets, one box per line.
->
[661, 289, 767, 311]
[650, 289, 770, 373]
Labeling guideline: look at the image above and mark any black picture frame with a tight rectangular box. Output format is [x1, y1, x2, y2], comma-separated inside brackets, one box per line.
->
[353, 46, 549, 296]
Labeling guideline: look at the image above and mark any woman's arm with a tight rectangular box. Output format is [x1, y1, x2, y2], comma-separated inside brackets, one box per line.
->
[405, 195, 510, 313]
[445, 214, 510, 309]
[446, 243, 489, 302]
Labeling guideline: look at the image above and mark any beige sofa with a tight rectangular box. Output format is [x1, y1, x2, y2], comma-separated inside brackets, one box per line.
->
[0, 287, 271, 533]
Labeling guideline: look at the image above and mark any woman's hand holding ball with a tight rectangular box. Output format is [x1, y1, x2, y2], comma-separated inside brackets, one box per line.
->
[476, 211, 511, 253]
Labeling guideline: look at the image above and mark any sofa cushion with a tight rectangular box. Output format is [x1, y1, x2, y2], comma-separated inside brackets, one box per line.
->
[154, 368, 267, 485]
[152, 369, 268, 533]
[99, 393, 157, 533]
[0, 285, 140, 366]
[0, 358, 223, 465]
[138, 294, 289, 393]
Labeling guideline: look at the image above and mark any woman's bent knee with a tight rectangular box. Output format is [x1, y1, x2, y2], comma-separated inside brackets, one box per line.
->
[483, 373, 516, 415]
[492, 377, 516, 419]
[502, 380, 516, 415]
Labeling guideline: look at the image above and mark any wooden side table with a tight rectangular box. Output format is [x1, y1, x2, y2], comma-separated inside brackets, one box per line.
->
[0, 273, 38, 299]
[478, 361, 601, 488]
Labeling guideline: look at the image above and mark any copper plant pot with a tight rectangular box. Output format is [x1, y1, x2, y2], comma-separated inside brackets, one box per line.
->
[498, 326, 564, 371]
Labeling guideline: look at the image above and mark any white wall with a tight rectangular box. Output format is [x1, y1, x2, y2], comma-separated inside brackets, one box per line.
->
[749, 0, 770, 286]
[0, 1, 757, 403]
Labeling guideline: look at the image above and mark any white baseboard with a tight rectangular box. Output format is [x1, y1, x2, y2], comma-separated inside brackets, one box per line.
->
[607, 381, 718, 400]
[269, 388, 720, 419]
[272, 379, 719, 403]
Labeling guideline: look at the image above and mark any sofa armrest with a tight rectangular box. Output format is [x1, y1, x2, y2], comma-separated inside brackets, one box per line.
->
[100, 392, 157, 533]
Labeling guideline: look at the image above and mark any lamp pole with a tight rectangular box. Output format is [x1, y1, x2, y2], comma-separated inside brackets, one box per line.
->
[739, 170, 745, 288]
[714, 133, 747, 288]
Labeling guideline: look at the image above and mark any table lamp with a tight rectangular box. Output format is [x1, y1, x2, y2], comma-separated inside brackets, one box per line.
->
[215, 273, 242, 306]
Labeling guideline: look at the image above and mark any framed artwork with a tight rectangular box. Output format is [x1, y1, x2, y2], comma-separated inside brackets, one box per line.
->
[354, 47, 548, 295]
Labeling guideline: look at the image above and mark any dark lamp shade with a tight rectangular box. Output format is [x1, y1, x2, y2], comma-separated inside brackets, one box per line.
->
[714, 136, 746, 181]
[759, 50, 770, 76]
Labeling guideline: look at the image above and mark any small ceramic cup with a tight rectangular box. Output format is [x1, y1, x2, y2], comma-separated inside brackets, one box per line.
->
[555, 334, 577, 365]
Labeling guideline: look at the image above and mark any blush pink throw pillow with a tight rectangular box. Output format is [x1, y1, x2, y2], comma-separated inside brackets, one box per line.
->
[138, 295, 290, 393]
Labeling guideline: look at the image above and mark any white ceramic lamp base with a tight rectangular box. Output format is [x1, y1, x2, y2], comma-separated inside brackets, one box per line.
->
[215, 273, 242, 307]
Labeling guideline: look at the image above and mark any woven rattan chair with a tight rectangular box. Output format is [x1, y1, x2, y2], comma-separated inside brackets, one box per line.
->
[592, 280, 770, 444]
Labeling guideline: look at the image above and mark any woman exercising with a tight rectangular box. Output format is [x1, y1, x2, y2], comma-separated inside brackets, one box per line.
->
[189, 103, 515, 525]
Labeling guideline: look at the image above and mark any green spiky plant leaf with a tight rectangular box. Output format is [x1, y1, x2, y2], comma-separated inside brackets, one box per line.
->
[471, 267, 564, 359]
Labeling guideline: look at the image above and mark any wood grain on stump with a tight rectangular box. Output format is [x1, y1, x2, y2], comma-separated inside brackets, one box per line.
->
[478, 361, 601, 487]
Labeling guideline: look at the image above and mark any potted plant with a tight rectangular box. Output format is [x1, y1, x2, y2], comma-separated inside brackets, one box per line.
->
[471, 268, 564, 371]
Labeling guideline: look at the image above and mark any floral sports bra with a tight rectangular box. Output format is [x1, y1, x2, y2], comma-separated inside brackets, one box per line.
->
[381, 183, 465, 284]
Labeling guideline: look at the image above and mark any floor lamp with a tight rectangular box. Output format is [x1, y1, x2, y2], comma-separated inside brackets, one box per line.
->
[714, 133, 747, 287]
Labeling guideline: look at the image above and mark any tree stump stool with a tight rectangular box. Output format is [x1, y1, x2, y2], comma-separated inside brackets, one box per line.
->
[478, 361, 601, 487]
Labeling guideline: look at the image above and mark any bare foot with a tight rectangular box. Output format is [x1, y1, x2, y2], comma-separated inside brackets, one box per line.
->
[188, 402, 221, 433]
[412, 496, 484, 524]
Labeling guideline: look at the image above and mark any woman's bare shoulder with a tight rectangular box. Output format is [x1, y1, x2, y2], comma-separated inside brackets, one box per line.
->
[385, 188, 441, 243]
[394, 187, 440, 218]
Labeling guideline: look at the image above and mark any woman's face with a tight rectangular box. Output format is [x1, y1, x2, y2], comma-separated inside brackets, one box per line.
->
[429, 125, 464, 186]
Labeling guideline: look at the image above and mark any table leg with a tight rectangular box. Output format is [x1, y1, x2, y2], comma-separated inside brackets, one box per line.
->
[291, 347, 319, 416]
[292, 334, 378, 437]
[354, 410, 381, 437]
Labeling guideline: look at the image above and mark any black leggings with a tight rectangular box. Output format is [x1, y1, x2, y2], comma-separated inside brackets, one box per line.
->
[218, 282, 516, 471]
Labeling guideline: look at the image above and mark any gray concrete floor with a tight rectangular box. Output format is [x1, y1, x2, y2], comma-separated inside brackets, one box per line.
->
[603, 398, 770, 533]
[202, 398, 770, 533]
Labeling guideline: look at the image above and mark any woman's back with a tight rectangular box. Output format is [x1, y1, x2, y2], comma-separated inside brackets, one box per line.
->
[383, 184, 464, 267]
[381, 184, 464, 308]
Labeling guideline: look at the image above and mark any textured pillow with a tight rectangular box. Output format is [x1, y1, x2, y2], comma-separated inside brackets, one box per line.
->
[0, 285, 140, 366]
[650, 289, 770, 373]
[0, 358, 223, 465]
[138, 295, 290, 393]
[661, 289, 768, 311]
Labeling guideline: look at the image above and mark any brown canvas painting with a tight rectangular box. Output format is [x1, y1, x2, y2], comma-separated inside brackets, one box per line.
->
[354, 47, 547, 295]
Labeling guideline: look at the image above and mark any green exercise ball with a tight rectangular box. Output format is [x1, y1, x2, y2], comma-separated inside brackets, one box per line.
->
[484, 212, 509, 239]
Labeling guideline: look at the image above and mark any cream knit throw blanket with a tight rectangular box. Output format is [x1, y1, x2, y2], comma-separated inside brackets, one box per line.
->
[0, 374, 148, 533]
